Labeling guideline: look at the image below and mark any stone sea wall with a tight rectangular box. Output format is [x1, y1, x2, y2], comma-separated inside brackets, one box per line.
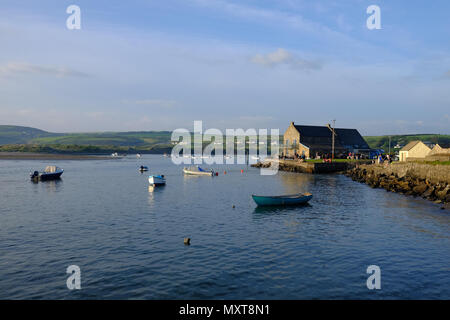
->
[252, 159, 368, 173]
[346, 163, 450, 205]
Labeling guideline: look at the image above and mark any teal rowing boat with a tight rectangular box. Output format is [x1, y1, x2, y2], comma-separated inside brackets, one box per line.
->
[252, 192, 312, 206]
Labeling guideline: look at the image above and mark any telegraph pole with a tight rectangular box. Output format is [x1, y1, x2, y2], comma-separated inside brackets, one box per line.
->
[388, 136, 391, 155]
[327, 120, 336, 161]
[332, 119, 335, 160]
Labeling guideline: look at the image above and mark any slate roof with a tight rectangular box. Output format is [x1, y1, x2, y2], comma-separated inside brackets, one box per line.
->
[292, 125, 370, 149]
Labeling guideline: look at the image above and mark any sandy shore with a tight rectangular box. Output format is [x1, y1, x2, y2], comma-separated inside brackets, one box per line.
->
[0, 152, 115, 160]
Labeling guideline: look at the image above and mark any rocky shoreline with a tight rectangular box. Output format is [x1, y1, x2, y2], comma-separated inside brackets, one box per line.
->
[252, 159, 372, 173]
[346, 163, 450, 208]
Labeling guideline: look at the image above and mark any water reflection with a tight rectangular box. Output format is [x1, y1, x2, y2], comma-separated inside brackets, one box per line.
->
[253, 203, 312, 216]
[33, 179, 63, 193]
[147, 185, 165, 206]
[278, 172, 314, 194]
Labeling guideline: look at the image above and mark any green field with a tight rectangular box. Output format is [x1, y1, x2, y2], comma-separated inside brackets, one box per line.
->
[364, 134, 450, 150]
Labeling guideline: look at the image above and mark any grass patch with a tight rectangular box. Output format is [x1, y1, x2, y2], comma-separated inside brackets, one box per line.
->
[416, 160, 450, 166]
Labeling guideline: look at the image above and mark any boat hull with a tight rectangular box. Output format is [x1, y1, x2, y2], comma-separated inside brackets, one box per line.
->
[252, 193, 312, 206]
[149, 175, 166, 186]
[183, 169, 214, 176]
[31, 171, 63, 181]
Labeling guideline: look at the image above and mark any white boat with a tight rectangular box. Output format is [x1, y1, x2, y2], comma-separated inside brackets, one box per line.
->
[136, 154, 141, 158]
[148, 175, 166, 186]
[183, 166, 215, 176]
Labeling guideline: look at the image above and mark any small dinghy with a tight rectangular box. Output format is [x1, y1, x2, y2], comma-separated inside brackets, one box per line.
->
[139, 166, 149, 172]
[148, 175, 166, 186]
[30, 166, 64, 181]
[252, 192, 312, 206]
[183, 166, 215, 176]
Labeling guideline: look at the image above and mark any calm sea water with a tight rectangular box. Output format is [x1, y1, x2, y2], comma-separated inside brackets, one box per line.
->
[0, 155, 449, 299]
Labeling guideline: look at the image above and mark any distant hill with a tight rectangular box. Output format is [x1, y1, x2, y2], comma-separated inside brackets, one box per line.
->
[0, 125, 58, 144]
[364, 134, 450, 151]
[0, 125, 172, 146]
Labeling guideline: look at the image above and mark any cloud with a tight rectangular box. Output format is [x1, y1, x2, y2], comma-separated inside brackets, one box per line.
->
[0, 62, 90, 78]
[251, 48, 321, 70]
[190, 0, 364, 50]
[123, 99, 177, 108]
[191, 0, 318, 34]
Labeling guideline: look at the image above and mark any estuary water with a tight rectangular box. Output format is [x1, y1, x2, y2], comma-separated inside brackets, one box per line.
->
[0, 155, 449, 299]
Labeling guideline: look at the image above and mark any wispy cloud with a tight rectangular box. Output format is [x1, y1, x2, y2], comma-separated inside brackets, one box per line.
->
[191, 0, 317, 33]
[0, 62, 90, 78]
[123, 99, 177, 108]
[251, 48, 321, 70]
[190, 0, 362, 48]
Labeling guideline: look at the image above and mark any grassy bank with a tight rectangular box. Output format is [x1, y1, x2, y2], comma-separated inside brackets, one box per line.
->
[0, 143, 172, 154]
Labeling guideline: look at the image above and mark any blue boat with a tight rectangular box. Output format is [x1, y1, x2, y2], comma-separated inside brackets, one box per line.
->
[252, 192, 312, 206]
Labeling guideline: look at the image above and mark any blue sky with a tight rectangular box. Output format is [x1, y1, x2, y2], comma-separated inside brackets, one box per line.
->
[0, 0, 449, 135]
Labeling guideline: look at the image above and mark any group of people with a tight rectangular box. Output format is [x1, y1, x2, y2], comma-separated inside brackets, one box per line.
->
[376, 153, 392, 165]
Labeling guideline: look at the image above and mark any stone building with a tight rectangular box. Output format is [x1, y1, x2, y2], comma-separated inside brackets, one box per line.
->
[426, 143, 450, 161]
[282, 122, 370, 158]
[428, 143, 450, 155]
[399, 141, 431, 161]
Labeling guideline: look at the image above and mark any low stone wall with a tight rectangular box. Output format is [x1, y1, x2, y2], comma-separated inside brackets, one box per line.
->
[425, 154, 450, 161]
[346, 163, 450, 205]
[252, 159, 371, 174]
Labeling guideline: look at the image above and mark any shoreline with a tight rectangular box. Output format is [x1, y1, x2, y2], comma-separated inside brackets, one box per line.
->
[0, 152, 115, 160]
[346, 163, 450, 208]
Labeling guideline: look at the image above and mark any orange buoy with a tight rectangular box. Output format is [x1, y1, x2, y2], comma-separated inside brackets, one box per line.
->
[241, 169, 244, 173]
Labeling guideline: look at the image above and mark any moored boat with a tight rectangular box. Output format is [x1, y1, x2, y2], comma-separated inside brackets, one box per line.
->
[30, 166, 64, 181]
[252, 192, 312, 206]
[139, 166, 149, 172]
[149, 175, 166, 186]
[183, 166, 214, 176]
